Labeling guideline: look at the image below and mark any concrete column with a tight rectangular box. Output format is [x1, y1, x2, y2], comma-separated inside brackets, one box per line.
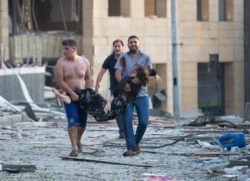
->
[0, 0, 9, 61]
[82, 0, 94, 63]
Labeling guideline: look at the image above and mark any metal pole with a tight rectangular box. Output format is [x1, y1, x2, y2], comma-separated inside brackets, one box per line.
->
[171, 0, 180, 119]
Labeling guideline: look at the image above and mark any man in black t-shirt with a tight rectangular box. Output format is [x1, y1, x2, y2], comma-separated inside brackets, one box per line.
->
[95, 39, 125, 139]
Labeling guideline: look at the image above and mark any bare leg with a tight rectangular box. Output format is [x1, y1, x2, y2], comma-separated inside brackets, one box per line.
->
[68, 126, 78, 156]
[77, 126, 85, 152]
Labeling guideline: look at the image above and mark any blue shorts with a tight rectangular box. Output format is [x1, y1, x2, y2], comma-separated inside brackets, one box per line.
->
[64, 101, 87, 128]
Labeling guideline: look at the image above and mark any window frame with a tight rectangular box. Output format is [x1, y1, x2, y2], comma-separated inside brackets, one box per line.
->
[197, 0, 209, 22]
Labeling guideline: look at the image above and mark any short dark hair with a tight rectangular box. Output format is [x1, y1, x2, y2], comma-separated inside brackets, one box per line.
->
[128, 35, 139, 42]
[62, 39, 77, 47]
[113, 39, 124, 46]
[148, 69, 157, 76]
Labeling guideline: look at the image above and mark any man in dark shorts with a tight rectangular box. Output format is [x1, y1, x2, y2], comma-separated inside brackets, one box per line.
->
[55, 39, 92, 157]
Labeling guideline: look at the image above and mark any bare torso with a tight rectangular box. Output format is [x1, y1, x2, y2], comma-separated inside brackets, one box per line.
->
[60, 56, 88, 89]
[56, 55, 91, 101]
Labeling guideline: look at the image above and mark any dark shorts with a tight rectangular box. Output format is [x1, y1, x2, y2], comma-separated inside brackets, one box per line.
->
[64, 101, 87, 128]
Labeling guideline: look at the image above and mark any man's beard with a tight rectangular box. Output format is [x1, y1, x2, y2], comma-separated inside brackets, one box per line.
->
[129, 49, 137, 53]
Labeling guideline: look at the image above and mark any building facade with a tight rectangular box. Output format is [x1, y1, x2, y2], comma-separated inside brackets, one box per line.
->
[0, 0, 246, 117]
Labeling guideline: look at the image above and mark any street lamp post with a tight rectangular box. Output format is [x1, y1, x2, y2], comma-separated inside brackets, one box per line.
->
[171, 0, 180, 119]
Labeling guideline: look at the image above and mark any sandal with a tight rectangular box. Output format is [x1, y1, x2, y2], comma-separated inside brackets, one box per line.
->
[123, 150, 137, 156]
[69, 149, 78, 157]
[77, 143, 82, 153]
[135, 145, 140, 154]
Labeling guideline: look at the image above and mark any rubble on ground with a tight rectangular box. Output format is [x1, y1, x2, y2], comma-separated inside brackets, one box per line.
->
[1, 95, 250, 181]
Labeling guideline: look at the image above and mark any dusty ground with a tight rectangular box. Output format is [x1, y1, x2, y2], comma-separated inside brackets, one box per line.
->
[0, 104, 249, 181]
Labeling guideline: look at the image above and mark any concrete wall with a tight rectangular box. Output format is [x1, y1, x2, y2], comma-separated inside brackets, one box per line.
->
[178, 0, 244, 115]
[0, 0, 245, 116]
[82, 0, 171, 112]
[81, 0, 245, 116]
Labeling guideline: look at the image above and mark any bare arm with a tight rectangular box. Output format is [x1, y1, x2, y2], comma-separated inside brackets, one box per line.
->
[115, 69, 123, 82]
[103, 96, 114, 113]
[85, 67, 92, 88]
[83, 58, 92, 88]
[115, 66, 131, 92]
[95, 68, 107, 90]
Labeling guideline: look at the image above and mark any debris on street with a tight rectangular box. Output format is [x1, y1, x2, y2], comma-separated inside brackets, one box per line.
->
[0, 74, 250, 180]
[1, 95, 250, 181]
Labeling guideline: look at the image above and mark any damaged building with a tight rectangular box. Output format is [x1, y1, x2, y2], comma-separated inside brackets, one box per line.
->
[0, 0, 249, 117]
[2, 1, 250, 181]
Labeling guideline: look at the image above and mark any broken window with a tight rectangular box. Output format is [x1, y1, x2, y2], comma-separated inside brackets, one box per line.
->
[197, 0, 209, 21]
[108, 0, 121, 16]
[219, 0, 233, 21]
[197, 56, 225, 116]
[144, 0, 167, 18]
[9, 0, 83, 33]
[108, 0, 130, 17]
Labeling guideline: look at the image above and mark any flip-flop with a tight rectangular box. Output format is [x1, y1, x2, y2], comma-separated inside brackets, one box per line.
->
[69, 149, 78, 157]
[77, 143, 82, 153]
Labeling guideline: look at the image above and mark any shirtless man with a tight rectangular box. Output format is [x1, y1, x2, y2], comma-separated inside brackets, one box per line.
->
[55, 39, 92, 157]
